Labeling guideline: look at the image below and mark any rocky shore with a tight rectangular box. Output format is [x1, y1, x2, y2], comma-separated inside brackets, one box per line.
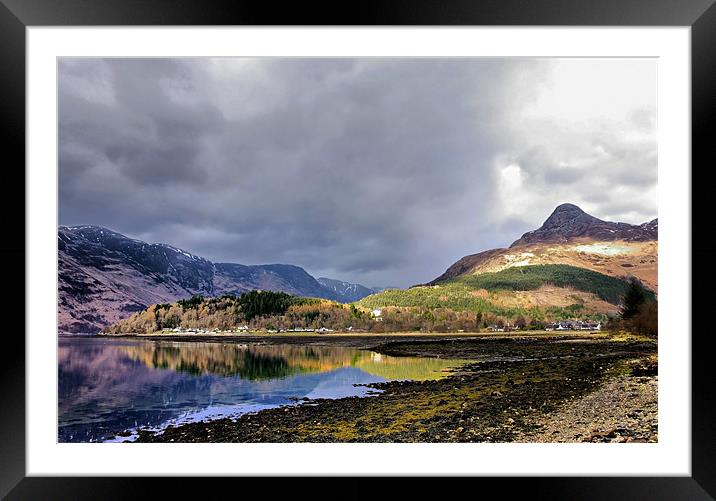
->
[129, 334, 657, 443]
[517, 354, 658, 443]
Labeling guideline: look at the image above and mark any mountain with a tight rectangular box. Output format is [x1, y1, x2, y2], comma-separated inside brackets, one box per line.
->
[510, 203, 657, 247]
[58, 226, 351, 334]
[317, 277, 376, 303]
[214, 263, 338, 300]
[61, 205, 658, 333]
[640, 218, 658, 234]
[429, 248, 509, 285]
[357, 203, 658, 320]
[429, 204, 658, 292]
[359, 264, 646, 318]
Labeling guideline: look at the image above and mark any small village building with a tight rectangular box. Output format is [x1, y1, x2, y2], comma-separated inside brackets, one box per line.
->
[546, 320, 601, 331]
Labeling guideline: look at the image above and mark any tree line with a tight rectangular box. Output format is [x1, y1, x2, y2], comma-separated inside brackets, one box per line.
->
[102, 284, 656, 336]
[610, 277, 658, 338]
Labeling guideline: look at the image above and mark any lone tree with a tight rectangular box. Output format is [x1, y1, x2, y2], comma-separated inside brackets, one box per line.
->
[620, 277, 648, 320]
[475, 311, 483, 328]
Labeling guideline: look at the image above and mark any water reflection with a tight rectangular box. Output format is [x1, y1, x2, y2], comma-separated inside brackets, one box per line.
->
[58, 337, 466, 442]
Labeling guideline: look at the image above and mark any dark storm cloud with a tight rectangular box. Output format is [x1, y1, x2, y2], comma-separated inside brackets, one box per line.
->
[60, 59, 225, 189]
[59, 58, 657, 287]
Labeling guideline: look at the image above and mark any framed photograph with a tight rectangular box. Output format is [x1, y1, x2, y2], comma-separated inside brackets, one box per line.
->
[4, 0, 714, 497]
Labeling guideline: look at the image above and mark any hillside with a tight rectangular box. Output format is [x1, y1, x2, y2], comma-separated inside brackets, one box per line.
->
[361, 204, 657, 321]
[104, 288, 585, 335]
[456, 264, 652, 305]
[58, 226, 373, 333]
[429, 204, 658, 292]
[357, 264, 643, 318]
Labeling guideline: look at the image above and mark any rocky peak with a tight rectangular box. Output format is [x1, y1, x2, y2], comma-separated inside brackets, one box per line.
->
[510, 204, 658, 247]
[640, 218, 658, 234]
[540, 203, 592, 229]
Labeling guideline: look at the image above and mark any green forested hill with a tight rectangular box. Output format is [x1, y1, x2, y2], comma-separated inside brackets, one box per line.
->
[455, 264, 651, 304]
[358, 264, 653, 311]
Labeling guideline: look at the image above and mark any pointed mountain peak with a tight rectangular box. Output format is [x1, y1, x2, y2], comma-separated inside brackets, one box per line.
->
[554, 202, 584, 212]
[510, 203, 657, 247]
[541, 203, 592, 229]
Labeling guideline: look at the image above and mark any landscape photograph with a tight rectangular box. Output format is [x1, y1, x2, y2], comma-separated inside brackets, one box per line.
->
[58, 57, 658, 444]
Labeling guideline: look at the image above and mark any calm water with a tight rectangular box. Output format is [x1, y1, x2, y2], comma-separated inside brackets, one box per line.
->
[58, 337, 467, 442]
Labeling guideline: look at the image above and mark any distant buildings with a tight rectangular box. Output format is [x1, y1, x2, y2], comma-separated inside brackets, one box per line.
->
[545, 321, 601, 331]
[371, 309, 383, 321]
[486, 320, 602, 332]
[486, 324, 512, 332]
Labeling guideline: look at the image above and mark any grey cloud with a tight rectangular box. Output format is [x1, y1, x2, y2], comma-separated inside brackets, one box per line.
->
[60, 59, 226, 189]
[59, 58, 656, 287]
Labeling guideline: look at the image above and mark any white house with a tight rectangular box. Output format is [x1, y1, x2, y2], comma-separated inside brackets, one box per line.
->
[370, 309, 383, 321]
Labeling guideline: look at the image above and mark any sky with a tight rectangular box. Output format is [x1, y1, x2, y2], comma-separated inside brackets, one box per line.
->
[59, 58, 657, 288]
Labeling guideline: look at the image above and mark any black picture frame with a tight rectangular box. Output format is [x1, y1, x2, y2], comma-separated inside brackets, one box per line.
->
[2, 0, 714, 498]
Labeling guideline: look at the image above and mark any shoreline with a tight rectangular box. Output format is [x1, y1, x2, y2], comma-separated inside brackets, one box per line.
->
[70, 330, 637, 350]
[121, 334, 657, 443]
[93, 329, 608, 338]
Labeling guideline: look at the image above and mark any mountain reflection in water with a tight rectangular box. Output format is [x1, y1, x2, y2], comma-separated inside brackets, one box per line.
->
[58, 337, 466, 442]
